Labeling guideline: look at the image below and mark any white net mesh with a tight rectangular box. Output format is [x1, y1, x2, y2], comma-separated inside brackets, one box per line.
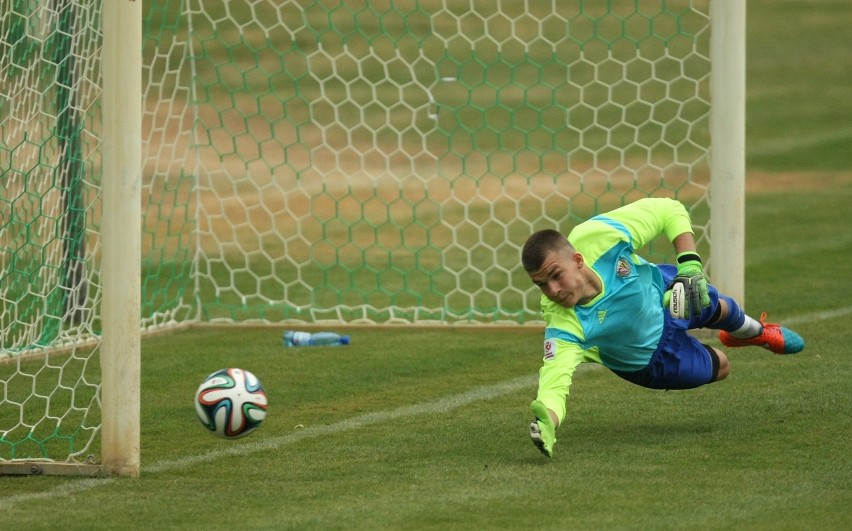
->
[143, 0, 711, 326]
[1, 0, 712, 463]
[1, 0, 102, 461]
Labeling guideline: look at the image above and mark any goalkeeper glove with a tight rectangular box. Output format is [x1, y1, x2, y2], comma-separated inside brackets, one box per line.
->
[529, 400, 556, 457]
[664, 252, 711, 320]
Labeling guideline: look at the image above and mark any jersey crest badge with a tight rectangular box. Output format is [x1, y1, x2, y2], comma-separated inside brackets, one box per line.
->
[616, 258, 631, 278]
[598, 310, 607, 324]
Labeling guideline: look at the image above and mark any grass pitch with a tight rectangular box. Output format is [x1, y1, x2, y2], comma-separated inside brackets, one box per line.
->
[1, 178, 850, 528]
[2, 0, 851, 529]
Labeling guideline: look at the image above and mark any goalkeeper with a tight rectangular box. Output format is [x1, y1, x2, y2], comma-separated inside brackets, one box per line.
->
[521, 197, 804, 457]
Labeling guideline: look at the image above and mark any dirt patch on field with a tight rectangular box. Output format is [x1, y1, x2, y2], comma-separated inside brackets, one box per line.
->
[746, 171, 852, 194]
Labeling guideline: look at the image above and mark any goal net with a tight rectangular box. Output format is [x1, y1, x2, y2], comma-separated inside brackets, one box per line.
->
[142, 0, 713, 327]
[1, 0, 730, 469]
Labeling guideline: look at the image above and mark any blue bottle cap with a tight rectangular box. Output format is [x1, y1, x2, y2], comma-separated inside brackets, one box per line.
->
[341, 335, 350, 345]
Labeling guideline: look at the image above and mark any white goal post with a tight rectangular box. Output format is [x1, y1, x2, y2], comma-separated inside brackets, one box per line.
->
[100, 0, 142, 478]
[0, 0, 743, 477]
[709, 0, 747, 304]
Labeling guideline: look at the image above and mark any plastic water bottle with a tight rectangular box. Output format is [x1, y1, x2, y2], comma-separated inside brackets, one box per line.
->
[283, 330, 350, 347]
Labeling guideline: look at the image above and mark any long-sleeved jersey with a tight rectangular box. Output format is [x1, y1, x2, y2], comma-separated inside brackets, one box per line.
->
[536, 198, 694, 423]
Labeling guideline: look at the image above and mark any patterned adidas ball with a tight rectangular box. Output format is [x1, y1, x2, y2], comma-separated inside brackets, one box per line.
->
[194, 368, 268, 439]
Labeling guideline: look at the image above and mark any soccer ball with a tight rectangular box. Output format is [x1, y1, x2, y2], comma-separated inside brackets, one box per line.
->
[194, 368, 268, 439]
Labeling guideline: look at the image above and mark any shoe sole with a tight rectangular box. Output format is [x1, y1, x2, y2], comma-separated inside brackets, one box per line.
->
[719, 314, 804, 354]
[720, 333, 804, 355]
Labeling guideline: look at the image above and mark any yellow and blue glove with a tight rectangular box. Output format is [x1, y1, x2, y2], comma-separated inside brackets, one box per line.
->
[664, 252, 711, 320]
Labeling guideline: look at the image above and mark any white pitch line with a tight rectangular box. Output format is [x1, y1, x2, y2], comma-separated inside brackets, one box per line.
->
[146, 373, 537, 474]
[0, 476, 117, 509]
[0, 374, 537, 509]
[779, 305, 852, 326]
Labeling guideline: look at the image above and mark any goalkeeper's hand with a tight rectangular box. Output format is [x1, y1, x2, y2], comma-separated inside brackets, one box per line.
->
[664, 252, 710, 320]
[529, 400, 556, 457]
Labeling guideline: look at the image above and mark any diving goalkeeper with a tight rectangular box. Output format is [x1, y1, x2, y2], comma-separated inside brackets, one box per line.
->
[522, 197, 804, 457]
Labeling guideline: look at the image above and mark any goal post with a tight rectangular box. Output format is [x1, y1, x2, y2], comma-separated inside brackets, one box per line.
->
[1, 1, 744, 475]
[100, 0, 142, 478]
[0, 0, 142, 477]
[709, 0, 746, 303]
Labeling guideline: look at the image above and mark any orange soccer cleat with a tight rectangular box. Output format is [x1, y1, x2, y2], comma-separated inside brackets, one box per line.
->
[719, 312, 805, 355]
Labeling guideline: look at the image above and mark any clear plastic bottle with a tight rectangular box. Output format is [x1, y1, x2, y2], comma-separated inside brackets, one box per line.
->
[283, 330, 350, 347]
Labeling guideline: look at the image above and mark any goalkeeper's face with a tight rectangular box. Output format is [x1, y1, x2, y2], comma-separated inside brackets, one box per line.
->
[528, 248, 590, 308]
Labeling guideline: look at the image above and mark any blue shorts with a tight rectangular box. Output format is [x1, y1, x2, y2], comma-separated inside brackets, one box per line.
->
[611, 265, 722, 390]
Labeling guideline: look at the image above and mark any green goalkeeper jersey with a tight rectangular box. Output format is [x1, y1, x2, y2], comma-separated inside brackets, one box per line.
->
[536, 198, 694, 423]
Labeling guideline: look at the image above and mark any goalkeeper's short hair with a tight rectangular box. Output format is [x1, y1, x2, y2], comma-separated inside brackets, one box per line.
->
[522, 229, 571, 272]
